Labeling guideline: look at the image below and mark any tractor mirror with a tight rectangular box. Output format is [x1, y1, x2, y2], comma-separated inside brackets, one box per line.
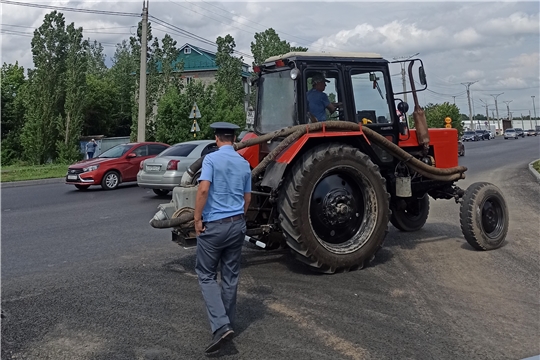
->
[419, 66, 426, 85]
[369, 73, 380, 82]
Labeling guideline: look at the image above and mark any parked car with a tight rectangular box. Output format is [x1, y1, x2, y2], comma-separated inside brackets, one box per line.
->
[488, 131, 495, 139]
[504, 128, 519, 140]
[462, 131, 480, 141]
[66, 142, 170, 190]
[514, 128, 525, 137]
[475, 129, 491, 140]
[458, 140, 465, 157]
[137, 140, 218, 196]
[526, 129, 537, 136]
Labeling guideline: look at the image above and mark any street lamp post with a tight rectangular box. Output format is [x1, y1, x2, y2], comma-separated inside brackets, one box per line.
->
[532, 96, 537, 126]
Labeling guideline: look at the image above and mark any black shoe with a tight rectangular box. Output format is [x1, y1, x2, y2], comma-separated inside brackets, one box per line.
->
[204, 324, 234, 354]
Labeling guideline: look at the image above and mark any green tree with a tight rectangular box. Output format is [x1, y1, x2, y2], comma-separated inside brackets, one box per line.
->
[214, 34, 246, 130]
[21, 11, 68, 164]
[56, 23, 88, 163]
[108, 40, 138, 136]
[86, 40, 107, 77]
[155, 80, 214, 144]
[250, 28, 308, 66]
[421, 102, 463, 136]
[1, 62, 27, 164]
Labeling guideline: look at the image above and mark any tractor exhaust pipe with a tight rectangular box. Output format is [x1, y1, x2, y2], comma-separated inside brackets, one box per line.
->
[408, 61, 430, 156]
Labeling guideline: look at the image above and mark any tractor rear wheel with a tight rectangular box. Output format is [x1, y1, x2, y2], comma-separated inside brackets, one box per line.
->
[460, 182, 508, 250]
[390, 195, 430, 232]
[278, 143, 389, 273]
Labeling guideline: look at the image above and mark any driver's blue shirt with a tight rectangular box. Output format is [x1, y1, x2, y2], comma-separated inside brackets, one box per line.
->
[307, 88, 330, 121]
[199, 145, 251, 222]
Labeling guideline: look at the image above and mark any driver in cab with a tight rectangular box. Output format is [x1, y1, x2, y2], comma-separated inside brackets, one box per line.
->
[307, 73, 341, 122]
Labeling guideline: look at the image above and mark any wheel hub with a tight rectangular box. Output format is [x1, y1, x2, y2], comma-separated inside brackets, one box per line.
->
[322, 190, 354, 226]
[482, 200, 499, 234]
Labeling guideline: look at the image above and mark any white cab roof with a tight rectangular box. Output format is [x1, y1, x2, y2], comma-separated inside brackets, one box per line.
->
[265, 51, 383, 63]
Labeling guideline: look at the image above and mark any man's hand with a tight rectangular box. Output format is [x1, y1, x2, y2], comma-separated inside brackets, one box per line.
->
[195, 219, 205, 236]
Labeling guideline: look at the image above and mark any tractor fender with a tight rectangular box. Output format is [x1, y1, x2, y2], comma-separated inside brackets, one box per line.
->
[260, 131, 369, 189]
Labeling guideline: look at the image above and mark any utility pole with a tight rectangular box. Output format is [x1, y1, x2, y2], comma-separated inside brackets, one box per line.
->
[393, 52, 419, 104]
[137, 0, 149, 142]
[532, 96, 537, 125]
[503, 100, 510, 127]
[479, 99, 489, 129]
[461, 81, 477, 130]
[452, 96, 456, 104]
[489, 92, 503, 134]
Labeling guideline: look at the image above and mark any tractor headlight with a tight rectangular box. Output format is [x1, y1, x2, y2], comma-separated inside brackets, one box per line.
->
[83, 165, 99, 172]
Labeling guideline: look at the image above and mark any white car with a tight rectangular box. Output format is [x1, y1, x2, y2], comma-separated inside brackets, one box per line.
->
[504, 129, 518, 139]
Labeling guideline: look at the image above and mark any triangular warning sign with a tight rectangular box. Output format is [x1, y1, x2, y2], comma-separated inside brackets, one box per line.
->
[190, 120, 201, 132]
[188, 102, 201, 119]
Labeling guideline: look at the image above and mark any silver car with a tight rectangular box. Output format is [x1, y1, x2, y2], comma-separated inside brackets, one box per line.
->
[137, 140, 217, 195]
[504, 128, 518, 140]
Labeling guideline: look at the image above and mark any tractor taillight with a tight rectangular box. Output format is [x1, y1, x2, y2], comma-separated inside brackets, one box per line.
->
[275, 60, 285, 67]
[253, 66, 261, 73]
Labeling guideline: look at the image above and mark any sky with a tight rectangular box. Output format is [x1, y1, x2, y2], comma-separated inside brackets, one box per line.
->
[1, 1, 539, 118]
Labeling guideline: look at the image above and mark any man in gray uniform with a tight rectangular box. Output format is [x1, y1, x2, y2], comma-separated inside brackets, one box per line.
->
[194, 122, 252, 354]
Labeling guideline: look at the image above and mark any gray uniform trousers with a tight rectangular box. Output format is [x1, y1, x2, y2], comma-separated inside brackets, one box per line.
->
[195, 217, 246, 333]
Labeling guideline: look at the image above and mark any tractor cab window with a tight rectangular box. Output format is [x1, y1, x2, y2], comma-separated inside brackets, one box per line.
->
[305, 70, 343, 122]
[256, 70, 297, 133]
[350, 70, 392, 125]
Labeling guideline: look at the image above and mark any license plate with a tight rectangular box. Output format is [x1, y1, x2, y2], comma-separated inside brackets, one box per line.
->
[147, 165, 161, 171]
[67, 175, 78, 180]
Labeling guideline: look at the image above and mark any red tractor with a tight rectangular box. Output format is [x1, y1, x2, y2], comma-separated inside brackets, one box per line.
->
[151, 52, 509, 273]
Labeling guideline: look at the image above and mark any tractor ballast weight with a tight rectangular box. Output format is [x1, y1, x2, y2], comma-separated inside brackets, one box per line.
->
[151, 52, 509, 273]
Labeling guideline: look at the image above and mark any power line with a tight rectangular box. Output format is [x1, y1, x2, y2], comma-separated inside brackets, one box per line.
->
[188, 0, 323, 50]
[149, 15, 253, 59]
[0, 0, 140, 17]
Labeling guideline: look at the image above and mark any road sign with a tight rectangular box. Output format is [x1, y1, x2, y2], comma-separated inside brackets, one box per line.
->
[190, 120, 200, 133]
[445, 123, 452, 128]
[444, 117, 452, 124]
[189, 102, 201, 119]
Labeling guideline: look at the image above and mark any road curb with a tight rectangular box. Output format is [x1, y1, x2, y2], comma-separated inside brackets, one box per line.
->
[528, 160, 540, 183]
[0, 177, 64, 189]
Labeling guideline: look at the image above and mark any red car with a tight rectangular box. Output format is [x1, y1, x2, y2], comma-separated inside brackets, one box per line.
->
[66, 142, 169, 190]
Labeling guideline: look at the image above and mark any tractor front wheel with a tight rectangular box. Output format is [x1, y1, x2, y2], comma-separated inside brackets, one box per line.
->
[460, 182, 508, 250]
[278, 143, 389, 273]
[390, 194, 430, 232]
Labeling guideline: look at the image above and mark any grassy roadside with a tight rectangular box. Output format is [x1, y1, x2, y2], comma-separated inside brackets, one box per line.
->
[533, 160, 540, 174]
[1, 164, 68, 182]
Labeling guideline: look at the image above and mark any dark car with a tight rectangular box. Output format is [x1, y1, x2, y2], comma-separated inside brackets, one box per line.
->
[66, 142, 169, 190]
[514, 128, 525, 137]
[458, 140, 465, 157]
[526, 129, 537, 136]
[475, 129, 491, 140]
[462, 131, 480, 141]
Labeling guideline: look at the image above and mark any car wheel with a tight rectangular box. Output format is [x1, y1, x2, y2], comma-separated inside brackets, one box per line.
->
[153, 189, 170, 196]
[101, 171, 120, 190]
[75, 184, 90, 191]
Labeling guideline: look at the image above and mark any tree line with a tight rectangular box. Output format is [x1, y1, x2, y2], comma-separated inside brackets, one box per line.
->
[1, 11, 303, 165]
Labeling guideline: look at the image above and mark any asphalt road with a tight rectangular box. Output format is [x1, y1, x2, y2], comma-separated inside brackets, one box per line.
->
[2, 135, 539, 360]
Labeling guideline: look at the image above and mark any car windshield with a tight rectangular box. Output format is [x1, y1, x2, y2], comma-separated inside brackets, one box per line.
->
[475, 130, 483, 133]
[256, 69, 296, 133]
[506, 129, 515, 132]
[464, 131, 475, 135]
[158, 143, 197, 157]
[98, 144, 132, 158]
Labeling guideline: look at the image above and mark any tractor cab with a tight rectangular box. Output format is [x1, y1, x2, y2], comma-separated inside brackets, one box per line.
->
[252, 52, 427, 144]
